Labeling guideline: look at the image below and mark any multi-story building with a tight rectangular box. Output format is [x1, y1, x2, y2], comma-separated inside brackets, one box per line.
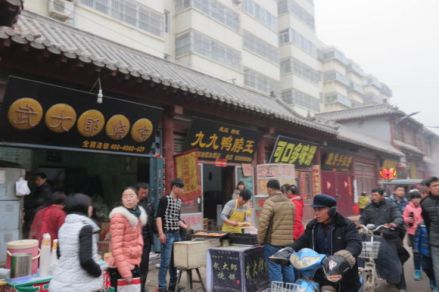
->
[278, 0, 322, 116]
[22, 0, 391, 113]
[319, 46, 392, 112]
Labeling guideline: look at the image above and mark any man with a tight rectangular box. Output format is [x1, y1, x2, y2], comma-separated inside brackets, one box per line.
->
[221, 189, 252, 233]
[421, 176, 439, 292]
[23, 172, 53, 237]
[257, 179, 295, 284]
[136, 183, 154, 292]
[156, 178, 188, 292]
[390, 185, 408, 215]
[292, 194, 361, 292]
[360, 188, 408, 291]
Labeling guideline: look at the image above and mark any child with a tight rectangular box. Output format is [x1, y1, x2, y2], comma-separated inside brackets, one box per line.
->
[414, 221, 436, 289]
[403, 190, 424, 280]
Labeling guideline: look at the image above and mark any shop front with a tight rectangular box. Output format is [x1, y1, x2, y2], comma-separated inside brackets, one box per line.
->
[182, 118, 259, 230]
[0, 76, 163, 240]
[268, 135, 320, 220]
[321, 150, 354, 216]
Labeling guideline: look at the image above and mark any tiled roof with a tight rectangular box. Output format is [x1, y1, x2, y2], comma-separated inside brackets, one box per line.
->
[0, 11, 336, 134]
[337, 125, 404, 157]
[316, 103, 403, 122]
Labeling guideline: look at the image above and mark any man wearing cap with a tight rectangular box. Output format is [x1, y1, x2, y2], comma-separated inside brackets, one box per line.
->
[360, 188, 407, 291]
[292, 194, 362, 292]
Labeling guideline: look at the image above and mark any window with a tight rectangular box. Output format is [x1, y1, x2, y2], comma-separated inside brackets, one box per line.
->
[175, 30, 242, 70]
[164, 10, 170, 33]
[281, 89, 320, 111]
[278, 0, 315, 30]
[244, 68, 278, 95]
[278, 28, 317, 57]
[325, 92, 351, 107]
[280, 58, 320, 84]
[175, 0, 240, 31]
[243, 0, 277, 32]
[243, 31, 278, 64]
[80, 0, 164, 37]
[323, 70, 349, 86]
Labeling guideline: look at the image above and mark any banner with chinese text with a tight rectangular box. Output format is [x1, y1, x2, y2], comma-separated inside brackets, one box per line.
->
[322, 150, 353, 171]
[185, 118, 259, 163]
[174, 151, 202, 213]
[0, 77, 162, 156]
[269, 135, 318, 167]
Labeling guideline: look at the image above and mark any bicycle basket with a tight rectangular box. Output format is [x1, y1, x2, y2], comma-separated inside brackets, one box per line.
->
[270, 281, 302, 292]
[359, 241, 381, 259]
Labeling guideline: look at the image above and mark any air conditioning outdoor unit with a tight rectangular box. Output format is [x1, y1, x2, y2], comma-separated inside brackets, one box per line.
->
[48, 0, 74, 21]
[232, 0, 242, 5]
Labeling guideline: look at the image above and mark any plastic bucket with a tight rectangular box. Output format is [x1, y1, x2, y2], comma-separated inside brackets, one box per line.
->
[6, 240, 40, 275]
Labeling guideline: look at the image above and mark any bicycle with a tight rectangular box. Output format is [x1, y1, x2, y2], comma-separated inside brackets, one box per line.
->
[357, 224, 386, 292]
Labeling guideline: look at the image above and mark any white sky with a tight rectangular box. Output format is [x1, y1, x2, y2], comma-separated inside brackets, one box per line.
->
[315, 0, 439, 133]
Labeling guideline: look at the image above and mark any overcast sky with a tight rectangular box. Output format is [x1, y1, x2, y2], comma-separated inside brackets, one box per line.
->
[315, 0, 439, 133]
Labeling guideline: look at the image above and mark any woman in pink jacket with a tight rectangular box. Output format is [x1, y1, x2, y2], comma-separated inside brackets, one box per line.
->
[109, 187, 147, 290]
[403, 190, 423, 280]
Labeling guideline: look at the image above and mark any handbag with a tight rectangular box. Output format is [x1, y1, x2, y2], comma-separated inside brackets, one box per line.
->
[116, 277, 141, 292]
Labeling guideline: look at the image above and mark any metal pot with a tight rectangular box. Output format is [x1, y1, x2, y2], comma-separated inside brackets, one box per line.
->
[10, 253, 32, 278]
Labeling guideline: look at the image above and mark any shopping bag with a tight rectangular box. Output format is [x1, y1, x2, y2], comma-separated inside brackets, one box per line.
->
[116, 277, 141, 292]
[15, 177, 31, 197]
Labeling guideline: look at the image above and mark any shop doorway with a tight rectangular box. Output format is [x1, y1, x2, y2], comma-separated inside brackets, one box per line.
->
[321, 171, 353, 216]
[202, 164, 235, 228]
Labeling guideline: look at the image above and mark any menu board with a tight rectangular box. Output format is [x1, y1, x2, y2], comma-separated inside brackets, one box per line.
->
[210, 249, 242, 291]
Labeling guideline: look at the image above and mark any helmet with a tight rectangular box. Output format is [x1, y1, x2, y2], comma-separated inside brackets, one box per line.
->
[269, 247, 294, 265]
[322, 255, 351, 282]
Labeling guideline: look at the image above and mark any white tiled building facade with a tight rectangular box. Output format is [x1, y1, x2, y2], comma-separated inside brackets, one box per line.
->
[23, 0, 391, 114]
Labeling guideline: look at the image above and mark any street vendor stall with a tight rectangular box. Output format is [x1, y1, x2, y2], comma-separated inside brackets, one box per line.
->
[206, 245, 268, 292]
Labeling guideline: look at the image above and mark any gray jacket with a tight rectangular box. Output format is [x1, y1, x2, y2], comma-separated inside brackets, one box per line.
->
[359, 199, 403, 227]
[421, 194, 439, 247]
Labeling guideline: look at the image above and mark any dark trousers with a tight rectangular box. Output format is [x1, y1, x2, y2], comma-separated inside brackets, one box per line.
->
[109, 266, 141, 292]
[140, 239, 152, 292]
[386, 237, 409, 289]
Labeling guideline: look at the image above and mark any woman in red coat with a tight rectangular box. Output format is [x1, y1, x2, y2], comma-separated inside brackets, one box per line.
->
[29, 191, 66, 244]
[281, 184, 304, 240]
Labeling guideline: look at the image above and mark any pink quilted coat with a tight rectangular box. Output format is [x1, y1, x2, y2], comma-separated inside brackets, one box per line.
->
[109, 206, 147, 278]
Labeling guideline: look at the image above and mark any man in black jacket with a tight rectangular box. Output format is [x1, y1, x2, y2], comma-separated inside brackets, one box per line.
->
[292, 194, 362, 292]
[360, 188, 408, 291]
[136, 182, 154, 292]
[421, 176, 439, 291]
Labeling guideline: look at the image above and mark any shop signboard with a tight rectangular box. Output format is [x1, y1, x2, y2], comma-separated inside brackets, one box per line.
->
[322, 150, 353, 171]
[0, 77, 162, 156]
[210, 249, 242, 292]
[174, 150, 202, 213]
[242, 246, 269, 291]
[185, 118, 259, 163]
[269, 135, 318, 167]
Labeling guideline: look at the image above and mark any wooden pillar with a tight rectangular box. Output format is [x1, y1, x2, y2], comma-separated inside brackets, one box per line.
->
[257, 136, 266, 164]
[163, 113, 175, 192]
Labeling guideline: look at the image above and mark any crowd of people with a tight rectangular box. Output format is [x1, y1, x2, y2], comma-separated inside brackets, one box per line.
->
[22, 171, 439, 292]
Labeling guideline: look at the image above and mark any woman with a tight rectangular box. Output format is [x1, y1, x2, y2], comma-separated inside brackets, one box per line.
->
[282, 184, 304, 240]
[403, 190, 423, 280]
[232, 181, 246, 200]
[109, 187, 147, 290]
[49, 193, 102, 292]
[30, 191, 66, 244]
[221, 189, 252, 233]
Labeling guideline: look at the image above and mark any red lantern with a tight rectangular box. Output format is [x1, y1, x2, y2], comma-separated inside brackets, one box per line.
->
[380, 168, 397, 180]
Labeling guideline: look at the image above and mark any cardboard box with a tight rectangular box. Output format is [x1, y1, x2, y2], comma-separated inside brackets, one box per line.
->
[173, 241, 209, 269]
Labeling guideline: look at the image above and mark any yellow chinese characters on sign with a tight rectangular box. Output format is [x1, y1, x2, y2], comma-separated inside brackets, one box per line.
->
[270, 136, 318, 167]
[324, 152, 352, 169]
[105, 114, 130, 140]
[77, 110, 105, 137]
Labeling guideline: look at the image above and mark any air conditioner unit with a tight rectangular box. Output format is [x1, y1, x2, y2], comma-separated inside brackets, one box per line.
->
[48, 0, 74, 21]
[232, 0, 242, 5]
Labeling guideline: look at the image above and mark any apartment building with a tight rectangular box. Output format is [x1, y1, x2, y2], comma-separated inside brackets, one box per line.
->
[320, 46, 392, 112]
[278, 0, 322, 116]
[22, 0, 391, 114]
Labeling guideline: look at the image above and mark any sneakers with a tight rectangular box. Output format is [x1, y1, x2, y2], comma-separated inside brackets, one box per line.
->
[414, 269, 422, 281]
